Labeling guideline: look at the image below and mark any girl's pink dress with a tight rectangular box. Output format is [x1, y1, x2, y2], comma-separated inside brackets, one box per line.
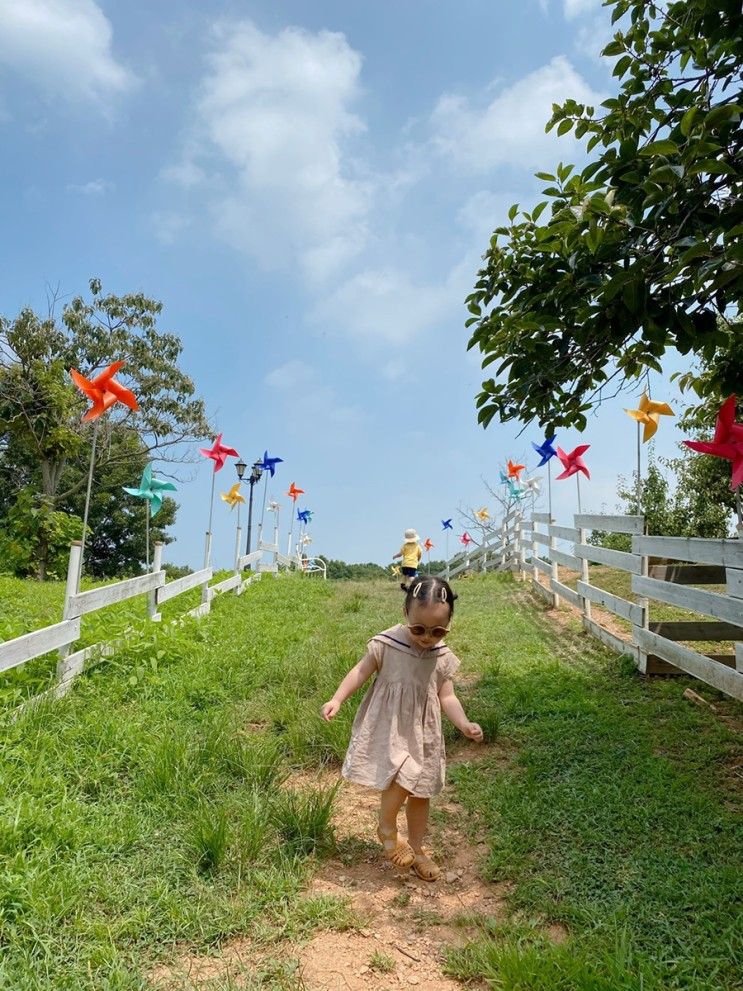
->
[341, 624, 460, 798]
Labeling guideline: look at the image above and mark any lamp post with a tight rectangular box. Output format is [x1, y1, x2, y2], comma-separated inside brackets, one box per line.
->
[238, 459, 263, 559]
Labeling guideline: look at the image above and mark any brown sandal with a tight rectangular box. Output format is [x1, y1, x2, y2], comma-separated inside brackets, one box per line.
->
[411, 850, 440, 882]
[377, 826, 416, 868]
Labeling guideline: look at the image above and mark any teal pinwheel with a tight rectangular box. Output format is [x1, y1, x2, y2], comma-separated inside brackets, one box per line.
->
[123, 464, 176, 516]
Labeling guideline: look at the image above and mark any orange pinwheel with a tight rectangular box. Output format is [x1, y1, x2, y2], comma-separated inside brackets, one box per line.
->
[287, 482, 305, 502]
[506, 459, 525, 480]
[70, 360, 139, 422]
[624, 391, 674, 442]
[424, 538, 434, 551]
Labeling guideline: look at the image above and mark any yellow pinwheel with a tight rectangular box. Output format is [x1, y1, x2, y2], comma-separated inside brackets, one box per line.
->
[624, 391, 674, 442]
[221, 482, 246, 510]
[475, 506, 490, 523]
[390, 564, 401, 578]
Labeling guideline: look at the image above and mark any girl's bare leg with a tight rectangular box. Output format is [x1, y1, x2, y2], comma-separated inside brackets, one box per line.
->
[378, 781, 415, 868]
[406, 796, 440, 881]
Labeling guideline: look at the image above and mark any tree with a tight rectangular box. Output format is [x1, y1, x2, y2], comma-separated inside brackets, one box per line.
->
[0, 280, 211, 577]
[467, 0, 742, 433]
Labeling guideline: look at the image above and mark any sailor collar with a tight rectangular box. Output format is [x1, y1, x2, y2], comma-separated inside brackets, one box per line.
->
[374, 624, 447, 658]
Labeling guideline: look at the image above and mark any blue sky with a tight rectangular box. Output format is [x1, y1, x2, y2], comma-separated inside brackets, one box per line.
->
[0, 0, 695, 570]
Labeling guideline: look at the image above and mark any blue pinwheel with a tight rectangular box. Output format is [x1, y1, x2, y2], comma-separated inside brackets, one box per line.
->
[507, 478, 525, 500]
[532, 433, 558, 517]
[532, 435, 558, 466]
[441, 519, 453, 530]
[123, 464, 176, 517]
[259, 450, 284, 477]
[297, 509, 311, 524]
[499, 470, 510, 484]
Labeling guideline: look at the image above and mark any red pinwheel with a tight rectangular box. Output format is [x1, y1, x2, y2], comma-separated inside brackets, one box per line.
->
[70, 360, 139, 422]
[684, 395, 743, 490]
[555, 445, 591, 480]
[199, 433, 239, 473]
[287, 482, 305, 502]
[506, 458, 525, 480]
[424, 538, 434, 551]
[460, 532, 473, 546]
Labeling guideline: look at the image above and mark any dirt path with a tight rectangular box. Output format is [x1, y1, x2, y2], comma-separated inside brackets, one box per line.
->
[298, 746, 507, 990]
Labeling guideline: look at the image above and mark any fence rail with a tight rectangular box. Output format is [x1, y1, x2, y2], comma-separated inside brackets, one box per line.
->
[439, 509, 743, 702]
[1, 531, 299, 711]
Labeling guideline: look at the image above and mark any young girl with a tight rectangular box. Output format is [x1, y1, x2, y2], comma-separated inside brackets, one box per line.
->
[321, 576, 483, 881]
[393, 528, 423, 591]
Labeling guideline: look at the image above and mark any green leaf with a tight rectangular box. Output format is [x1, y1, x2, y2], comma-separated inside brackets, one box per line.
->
[639, 139, 679, 156]
[535, 171, 555, 181]
[680, 106, 699, 136]
[557, 119, 573, 136]
[531, 201, 548, 222]
[508, 203, 520, 221]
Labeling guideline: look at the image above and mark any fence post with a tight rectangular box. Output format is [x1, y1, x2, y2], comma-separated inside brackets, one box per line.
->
[149, 542, 163, 622]
[201, 531, 212, 610]
[635, 520, 649, 673]
[576, 519, 590, 623]
[549, 518, 560, 608]
[234, 526, 243, 594]
[56, 541, 82, 681]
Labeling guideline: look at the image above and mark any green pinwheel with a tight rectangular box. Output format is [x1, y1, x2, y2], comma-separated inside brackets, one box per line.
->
[123, 464, 176, 517]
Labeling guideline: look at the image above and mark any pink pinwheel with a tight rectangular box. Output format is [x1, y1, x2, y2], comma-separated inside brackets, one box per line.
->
[556, 445, 591, 480]
[684, 395, 743, 490]
[199, 433, 239, 473]
[460, 532, 473, 547]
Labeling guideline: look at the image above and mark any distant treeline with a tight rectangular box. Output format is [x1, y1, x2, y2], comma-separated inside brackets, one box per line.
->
[317, 557, 447, 581]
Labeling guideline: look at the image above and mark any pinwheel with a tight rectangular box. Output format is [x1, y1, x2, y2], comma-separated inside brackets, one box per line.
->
[423, 537, 434, 573]
[267, 500, 280, 512]
[297, 509, 311, 525]
[286, 482, 305, 554]
[522, 475, 542, 513]
[441, 519, 453, 530]
[221, 483, 246, 511]
[200, 434, 240, 473]
[556, 444, 591, 513]
[475, 507, 490, 522]
[70, 360, 140, 581]
[532, 434, 558, 517]
[391, 564, 401, 579]
[70, 360, 139, 423]
[199, 434, 240, 566]
[506, 459, 525, 481]
[441, 519, 453, 570]
[460, 532, 474, 547]
[499, 470, 510, 485]
[507, 478, 526, 500]
[624, 391, 675, 510]
[684, 396, 743, 526]
[256, 450, 283, 544]
[123, 464, 177, 570]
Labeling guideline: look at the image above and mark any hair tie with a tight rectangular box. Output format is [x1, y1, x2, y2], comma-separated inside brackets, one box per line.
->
[439, 586, 447, 602]
[412, 582, 422, 598]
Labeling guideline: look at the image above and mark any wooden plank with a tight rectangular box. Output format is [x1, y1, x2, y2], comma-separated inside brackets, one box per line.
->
[648, 564, 727, 585]
[575, 543, 643, 574]
[211, 574, 241, 595]
[259, 562, 279, 574]
[576, 581, 643, 625]
[156, 567, 212, 604]
[550, 547, 582, 571]
[549, 524, 580, 542]
[0, 618, 81, 674]
[727, 569, 743, 599]
[634, 628, 743, 700]
[632, 575, 743, 626]
[551, 579, 582, 610]
[737, 643, 743, 672]
[57, 639, 117, 683]
[532, 512, 553, 523]
[186, 601, 211, 619]
[583, 616, 638, 661]
[533, 556, 552, 576]
[574, 513, 644, 534]
[648, 620, 743, 641]
[531, 532, 551, 546]
[531, 579, 555, 605]
[68, 571, 165, 616]
[631, 536, 743, 568]
[237, 550, 262, 570]
[258, 541, 279, 553]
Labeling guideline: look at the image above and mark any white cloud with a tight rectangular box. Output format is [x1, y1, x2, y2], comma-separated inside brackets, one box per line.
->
[151, 211, 190, 245]
[564, 0, 602, 18]
[430, 56, 604, 172]
[66, 177, 113, 195]
[264, 359, 365, 437]
[160, 161, 205, 189]
[167, 20, 372, 283]
[265, 360, 312, 391]
[0, 0, 135, 106]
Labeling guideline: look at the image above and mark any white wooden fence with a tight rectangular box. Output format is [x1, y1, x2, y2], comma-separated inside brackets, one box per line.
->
[440, 512, 743, 702]
[1, 531, 297, 711]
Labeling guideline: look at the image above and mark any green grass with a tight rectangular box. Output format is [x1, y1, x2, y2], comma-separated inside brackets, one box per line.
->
[0, 572, 740, 989]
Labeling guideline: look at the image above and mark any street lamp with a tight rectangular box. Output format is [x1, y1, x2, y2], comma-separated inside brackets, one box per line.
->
[239, 459, 264, 559]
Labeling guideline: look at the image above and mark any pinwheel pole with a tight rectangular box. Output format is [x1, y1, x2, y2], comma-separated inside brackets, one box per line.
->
[287, 505, 295, 557]
[576, 474, 582, 515]
[257, 473, 270, 547]
[204, 471, 217, 568]
[547, 460, 553, 519]
[635, 421, 642, 514]
[445, 532, 450, 578]
[145, 498, 151, 572]
[78, 421, 100, 582]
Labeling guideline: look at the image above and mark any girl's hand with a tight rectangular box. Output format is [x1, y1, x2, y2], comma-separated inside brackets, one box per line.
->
[463, 721, 484, 743]
[321, 699, 340, 721]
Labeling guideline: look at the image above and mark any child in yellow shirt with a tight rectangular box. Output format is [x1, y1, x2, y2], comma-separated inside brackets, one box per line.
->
[393, 529, 423, 591]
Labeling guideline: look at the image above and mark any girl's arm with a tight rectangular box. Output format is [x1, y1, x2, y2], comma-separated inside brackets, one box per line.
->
[438, 679, 483, 742]
[392, 551, 402, 559]
[321, 653, 378, 721]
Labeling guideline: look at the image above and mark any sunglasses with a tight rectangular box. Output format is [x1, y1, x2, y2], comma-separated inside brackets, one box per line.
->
[407, 623, 450, 640]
